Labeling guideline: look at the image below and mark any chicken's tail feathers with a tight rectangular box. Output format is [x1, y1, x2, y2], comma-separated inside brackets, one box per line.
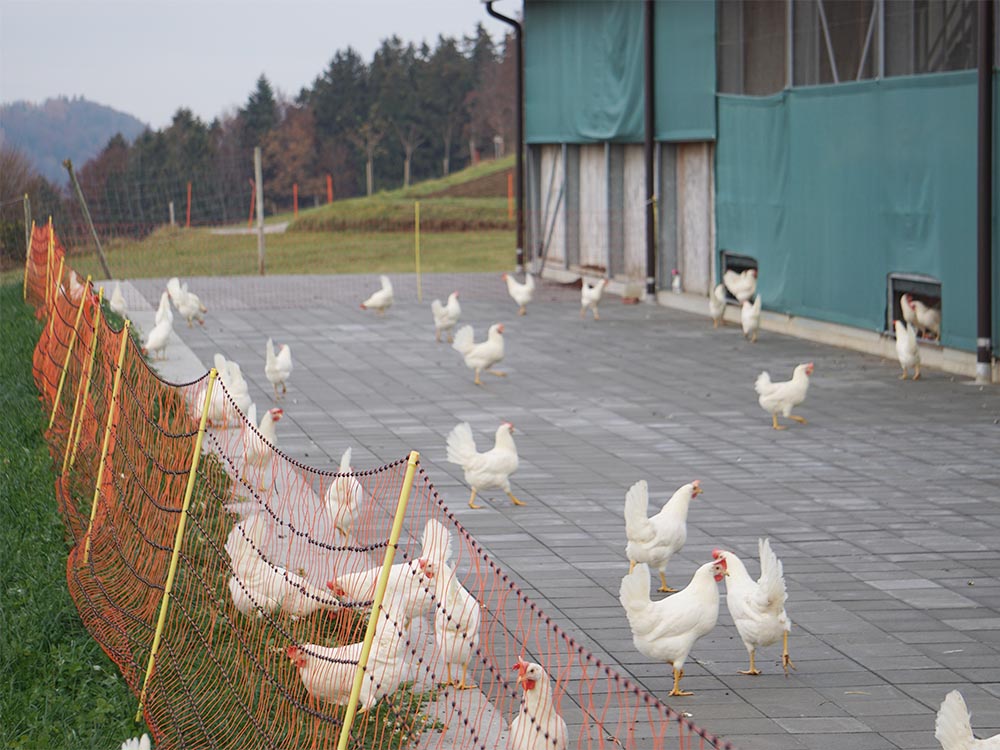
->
[431, 298, 444, 316]
[622, 480, 653, 541]
[754, 371, 773, 395]
[619, 564, 651, 616]
[446, 422, 477, 465]
[525, 273, 535, 291]
[934, 690, 975, 750]
[421, 518, 453, 564]
[452, 325, 474, 354]
[757, 538, 788, 609]
[339, 446, 352, 474]
[380, 275, 393, 292]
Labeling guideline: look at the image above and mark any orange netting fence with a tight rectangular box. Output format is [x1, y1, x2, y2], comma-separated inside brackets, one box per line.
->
[25, 221, 736, 750]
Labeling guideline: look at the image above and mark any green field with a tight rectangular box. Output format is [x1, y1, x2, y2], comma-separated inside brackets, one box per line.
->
[0, 282, 142, 748]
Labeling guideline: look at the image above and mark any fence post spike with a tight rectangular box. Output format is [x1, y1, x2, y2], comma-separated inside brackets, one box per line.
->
[62, 288, 103, 474]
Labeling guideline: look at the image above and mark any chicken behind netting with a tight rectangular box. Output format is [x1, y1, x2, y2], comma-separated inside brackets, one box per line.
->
[264, 337, 293, 399]
[742, 294, 761, 343]
[503, 272, 535, 315]
[154, 290, 173, 327]
[142, 317, 172, 360]
[452, 323, 506, 385]
[329, 518, 452, 625]
[431, 291, 462, 342]
[935, 690, 1000, 750]
[755, 362, 813, 430]
[619, 559, 727, 696]
[361, 275, 394, 315]
[894, 319, 921, 380]
[713, 539, 793, 676]
[447, 421, 522, 509]
[580, 278, 608, 320]
[109, 282, 128, 318]
[709, 282, 727, 327]
[508, 660, 568, 750]
[624, 479, 702, 593]
[421, 557, 481, 690]
[225, 513, 342, 619]
[324, 446, 363, 541]
[723, 267, 757, 303]
[286, 603, 409, 712]
[167, 277, 207, 326]
[241, 403, 283, 490]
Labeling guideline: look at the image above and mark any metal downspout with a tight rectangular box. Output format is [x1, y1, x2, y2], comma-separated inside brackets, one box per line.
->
[977, 0, 995, 382]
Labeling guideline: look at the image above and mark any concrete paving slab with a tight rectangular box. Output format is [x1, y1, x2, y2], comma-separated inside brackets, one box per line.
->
[129, 273, 1000, 750]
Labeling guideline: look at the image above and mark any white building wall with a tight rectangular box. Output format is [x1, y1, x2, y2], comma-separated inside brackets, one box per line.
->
[578, 145, 607, 270]
[676, 143, 715, 295]
[623, 148, 646, 279]
[539, 145, 566, 266]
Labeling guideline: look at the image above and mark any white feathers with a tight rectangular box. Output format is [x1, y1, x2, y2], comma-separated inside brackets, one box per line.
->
[109, 282, 128, 318]
[503, 272, 535, 315]
[723, 268, 757, 303]
[265, 337, 293, 399]
[167, 277, 207, 327]
[709, 282, 727, 327]
[324, 447, 363, 540]
[452, 324, 505, 385]
[741, 294, 761, 343]
[894, 319, 920, 380]
[431, 291, 461, 342]
[580, 278, 608, 320]
[142, 317, 172, 360]
[361, 275, 394, 314]
[934, 689, 1000, 749]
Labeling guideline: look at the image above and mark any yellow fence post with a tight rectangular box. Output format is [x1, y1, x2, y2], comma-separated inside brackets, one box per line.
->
[43, 257, 66, 359]
[23, 218, 35, 301]
[45, 216, 54, 309]
[135, 369, 218, 724]
[63, 289, 103, 474]
[49, 275, 92, 430]
[336, 450, 420, 750]
[83, 321, 131, 565]
[414, 201, 422, 303]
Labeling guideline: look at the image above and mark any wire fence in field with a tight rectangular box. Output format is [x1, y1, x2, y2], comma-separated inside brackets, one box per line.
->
[26, 221, 736, 750]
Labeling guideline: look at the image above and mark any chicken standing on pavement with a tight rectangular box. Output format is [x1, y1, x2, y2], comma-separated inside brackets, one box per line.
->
[624, 480, 702, 593]
[431, 291, 461, 342]
[360, 275, 394, 315]
[755, 362, 813, 430]
[264, 337, 293, 399]
[503, 272, 535, 316]
[580, 278, 608, 320]
[452, 323, 506, 386]
[446, 421, 522, 509]
[894, 319, 921, 380]
[508, 660, 568, 750]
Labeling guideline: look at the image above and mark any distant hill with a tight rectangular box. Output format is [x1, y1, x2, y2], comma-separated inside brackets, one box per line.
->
[0, 97, 147, 186]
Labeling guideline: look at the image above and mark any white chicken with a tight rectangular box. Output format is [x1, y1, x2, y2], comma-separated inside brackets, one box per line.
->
[619, 559, 727, 697]
[508, 660, 568, 750]
[709, 282, 727, 328]
[324, 447, 363, 540]
[242, 403, 283, 490]
[226, 513, 342, 619]
[119, 734, 151, 750]
[109, 282, 128, 318]
[935, 690, 1000, 750]
[264, 337, 293, 400]
[154, 290, 173, 327]
[142, 317, 172, 361]
[723, 267, 757, 303]
[222, 359, 252, 422]
[167, 277, 207, 326]
[741, 295, 761, 343]
[624, 480, 702, 593]
[503, 272, 535, 316]
[712, 539, 793, 676]
[894, 319, 921, 380]
[286, 603, 408, 712]
[671, 268, 682, 293]
[422, 557, 481, 690]
[360, 275, 394, 315]
[68, 270, 85, 303]
[329, 519, 452, 625]
[908, 295, 942, 341]
[580, 278, 608, 320]
[446, 421, 522, 509]
[452, 323, 506, 386]
[900, 293, 918, 328]
[431, 291, 462, 342]
[755, 362, 813, 430]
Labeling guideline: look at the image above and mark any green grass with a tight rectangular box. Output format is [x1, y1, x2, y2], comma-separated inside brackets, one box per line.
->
[0, 282, 143, 748]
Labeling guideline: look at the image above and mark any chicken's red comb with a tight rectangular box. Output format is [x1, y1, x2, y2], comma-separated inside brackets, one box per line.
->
[711, 548, 723, 559]
[286, 645, 300, 658]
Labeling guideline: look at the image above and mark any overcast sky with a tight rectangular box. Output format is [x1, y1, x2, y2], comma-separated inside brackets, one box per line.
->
[0, 0, 513, 129]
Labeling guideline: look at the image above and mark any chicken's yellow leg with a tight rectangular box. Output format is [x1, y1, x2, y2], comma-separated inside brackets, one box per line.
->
[487, 369, 507, 377]
[454, 663, 477, 690]
[442, 663, 454, 687]
[657, 572, 678, 594]
[629, 560, 636, 574]
[579, 307, 586, 319]
[788, 414, 808, 424]
[507, 490, 525, 506]
[667, 668, 691, 697]
[474, 368, 483, 386]
[899, 368, 908, 380]
[738, 650, 760, 676]
[782, 630, 796, 675]
[518, 305, 526, 316]
[913, 364, 921, 381]
[771, 413, 787, 431]
[468, 488, 482, 510]
[593, 308, 600, 321]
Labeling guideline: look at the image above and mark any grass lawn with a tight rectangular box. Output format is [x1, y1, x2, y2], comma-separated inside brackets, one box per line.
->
[69, 228, 516, 280]
[0, 282, 143, 748]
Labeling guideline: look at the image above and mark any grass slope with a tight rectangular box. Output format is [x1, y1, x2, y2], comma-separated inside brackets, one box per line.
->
[0, 283, 141, 748]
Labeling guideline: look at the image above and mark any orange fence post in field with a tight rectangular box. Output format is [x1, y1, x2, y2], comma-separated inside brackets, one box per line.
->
[326, 173, 333, 203]
[293, 183, 299, 218]
[186, 181, 192, 228]
[508, 171, 514, 219]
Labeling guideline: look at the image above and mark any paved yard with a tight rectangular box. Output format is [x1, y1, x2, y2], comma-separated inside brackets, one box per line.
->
[126, 272, 1000, 750]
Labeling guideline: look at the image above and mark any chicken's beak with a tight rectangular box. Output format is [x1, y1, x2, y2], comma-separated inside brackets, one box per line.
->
[497, 324, 505, 333]
[805, 363, 815, 376]
[692, 480, 703, 497]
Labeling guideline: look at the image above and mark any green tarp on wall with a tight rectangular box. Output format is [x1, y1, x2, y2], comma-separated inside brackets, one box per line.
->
[716, 71, 995, 354]
[524, 0, 716, 143]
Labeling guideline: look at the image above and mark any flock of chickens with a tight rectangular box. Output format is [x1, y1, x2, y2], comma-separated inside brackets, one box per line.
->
[107, 268, 987, 750]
